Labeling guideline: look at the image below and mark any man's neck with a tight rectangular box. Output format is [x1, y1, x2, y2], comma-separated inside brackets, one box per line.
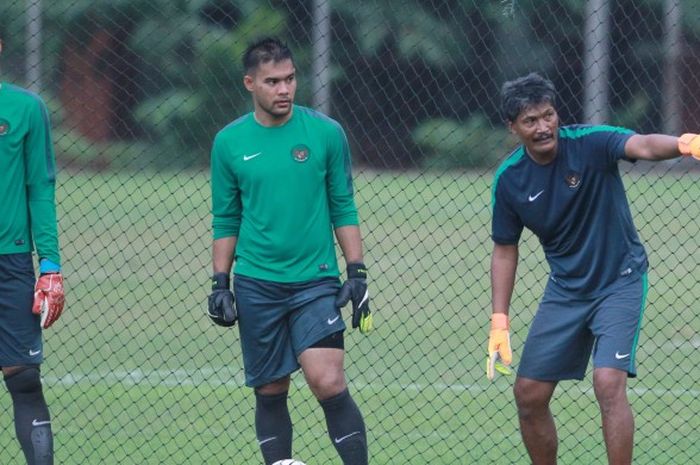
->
[526, 146, 558, 165]
[254, 107, 293, 127]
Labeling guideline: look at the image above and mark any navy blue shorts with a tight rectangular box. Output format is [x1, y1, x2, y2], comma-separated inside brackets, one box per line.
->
[0, 253, 42, 366]
[233, 275, 345, 388]
[518, 273, 648, 381]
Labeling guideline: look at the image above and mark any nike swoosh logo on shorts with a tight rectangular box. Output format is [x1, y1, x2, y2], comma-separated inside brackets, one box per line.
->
[334, 431, 361, 444]
[32, 419, 51, 427]
[29, 349, 41, 356]
[327, 315, 340, 325]
[243, 152, 262, 161]
[528, 190, 544, 202]
[615, 352, 630, 359]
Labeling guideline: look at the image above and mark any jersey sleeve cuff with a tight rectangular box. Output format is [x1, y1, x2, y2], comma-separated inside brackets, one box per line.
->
[39, 258, 61, 273]
[492, 235, 520, 245]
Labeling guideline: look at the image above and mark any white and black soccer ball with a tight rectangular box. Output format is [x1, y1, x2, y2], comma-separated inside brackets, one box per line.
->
[271, 460, 307, 465]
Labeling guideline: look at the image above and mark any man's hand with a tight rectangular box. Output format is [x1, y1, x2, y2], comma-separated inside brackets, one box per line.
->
[335, 262, 372, 333]
[678, 133, 700, 160]
[207, 272, 237, 327]
[487, 313, 512, 380]
[32, 273, 65, 329]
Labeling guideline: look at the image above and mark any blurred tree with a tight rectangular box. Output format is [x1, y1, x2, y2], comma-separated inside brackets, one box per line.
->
[3, 0, 700, 169]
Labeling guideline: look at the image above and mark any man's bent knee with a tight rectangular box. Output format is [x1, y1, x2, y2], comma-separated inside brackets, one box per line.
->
[306, 368, 346, 400]
[514, 378, 556, 415]
[255, 376, 291, 396]
[4, 365, 43, 394]
[593, 368, 628, 410]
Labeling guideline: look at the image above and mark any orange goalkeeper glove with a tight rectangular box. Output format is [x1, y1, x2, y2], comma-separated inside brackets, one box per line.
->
[678, 133, 700, 160]
[32, 273, 65, 329]
[487, 313, 512, 380]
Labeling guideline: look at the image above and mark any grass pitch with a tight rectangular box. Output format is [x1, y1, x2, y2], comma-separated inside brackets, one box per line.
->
[1, 166, 699, 464]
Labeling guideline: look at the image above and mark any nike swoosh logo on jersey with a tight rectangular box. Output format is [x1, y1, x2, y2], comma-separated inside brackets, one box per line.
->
[334, 431, 361, 444]
[615, 352, 630, 359]
[528, 190, 545, 202]
[243, 152, 262, 161]
[32, 419, 51, 427]
[327, 315, 340, 325]
[29, 349, 41, 356]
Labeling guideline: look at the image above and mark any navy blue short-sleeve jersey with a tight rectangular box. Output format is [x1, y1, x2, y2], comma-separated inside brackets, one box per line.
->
[491, 125, 648, 296]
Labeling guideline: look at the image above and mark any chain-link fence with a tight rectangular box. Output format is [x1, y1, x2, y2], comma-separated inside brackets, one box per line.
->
[1, 0, 699, 464]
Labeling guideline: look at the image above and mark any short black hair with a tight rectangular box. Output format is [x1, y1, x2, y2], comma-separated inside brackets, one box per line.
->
[500, 72, 557, 122]
[242, 37, 293, 74]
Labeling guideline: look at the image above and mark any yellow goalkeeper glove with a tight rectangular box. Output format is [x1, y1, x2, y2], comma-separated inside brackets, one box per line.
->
[487, 313, 512, 380]
[678, 133, 700, 160]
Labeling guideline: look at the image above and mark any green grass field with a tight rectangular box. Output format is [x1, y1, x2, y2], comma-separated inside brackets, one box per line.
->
[1, 167, 699, 464]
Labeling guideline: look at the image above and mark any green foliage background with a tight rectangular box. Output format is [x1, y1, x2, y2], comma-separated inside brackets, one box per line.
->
[1, 1, 700, 464]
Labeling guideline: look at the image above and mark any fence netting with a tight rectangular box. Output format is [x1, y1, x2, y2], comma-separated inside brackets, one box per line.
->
[0, 1, 699, 464]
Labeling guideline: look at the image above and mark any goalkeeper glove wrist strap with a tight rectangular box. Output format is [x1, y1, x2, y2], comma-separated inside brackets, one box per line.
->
[346, 262, 367, 279]
[39, 258, 61, 274]
[211, 272, 230, 290]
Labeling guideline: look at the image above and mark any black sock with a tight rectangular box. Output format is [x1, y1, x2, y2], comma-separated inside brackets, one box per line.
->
[319, 389, 367, 465]
[255, 391, 293, 465]
[5, 367, 53, 465]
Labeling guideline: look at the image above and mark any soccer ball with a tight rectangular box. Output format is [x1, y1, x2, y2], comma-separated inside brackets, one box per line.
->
[271, 460, 307, 465]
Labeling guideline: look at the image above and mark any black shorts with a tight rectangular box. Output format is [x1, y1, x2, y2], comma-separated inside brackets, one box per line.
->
[0, 253, 42, 366]
[234, 275, 345, 387]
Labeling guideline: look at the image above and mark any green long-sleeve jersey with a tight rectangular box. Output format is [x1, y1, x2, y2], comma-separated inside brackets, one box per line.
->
[211, 105, 359, 282]
[0, 82, 60, 265]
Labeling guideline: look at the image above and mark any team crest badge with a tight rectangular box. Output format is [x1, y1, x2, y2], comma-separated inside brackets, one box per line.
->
[291, 144, 310, 162]
[0, 119, 10, 136]
[565, 172, 582, 188]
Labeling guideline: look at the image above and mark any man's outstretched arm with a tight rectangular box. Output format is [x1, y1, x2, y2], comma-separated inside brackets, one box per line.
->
[624, 133, 700, 161]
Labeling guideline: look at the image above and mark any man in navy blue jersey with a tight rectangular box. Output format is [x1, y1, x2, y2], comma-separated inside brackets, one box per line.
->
[487, 72, 700, 465]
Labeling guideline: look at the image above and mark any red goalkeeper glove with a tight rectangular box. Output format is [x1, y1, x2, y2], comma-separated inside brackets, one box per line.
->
[678, 133, 700, 160]
[32, 273, 65, 329]
[487, 313, 512, 380]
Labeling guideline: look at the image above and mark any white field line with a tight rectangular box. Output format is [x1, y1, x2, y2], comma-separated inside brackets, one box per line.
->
[660, 335, 700, 351]
[43, 368, 700, 398]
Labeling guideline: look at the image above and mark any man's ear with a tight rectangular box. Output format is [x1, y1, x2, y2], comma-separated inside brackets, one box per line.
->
[507, 120, 515, 134]
[243, 74, 254, 92]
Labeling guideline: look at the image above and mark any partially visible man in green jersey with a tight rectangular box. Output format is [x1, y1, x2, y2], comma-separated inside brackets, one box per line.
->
[0, 36, 65, 465]
[208, 37, 370, 465]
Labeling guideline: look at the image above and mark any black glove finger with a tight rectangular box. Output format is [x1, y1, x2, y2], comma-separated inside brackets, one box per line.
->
[208, 291, 236, 326]
[335, 282, 351, 307]
[351, 302, 361, 328]
[222, 293, 236, 324]
[207, 293, 219, 318]
[356, 286, 369, 313]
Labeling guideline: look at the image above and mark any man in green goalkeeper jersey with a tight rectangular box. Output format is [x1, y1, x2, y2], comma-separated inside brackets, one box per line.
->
[0, 36, 65, 465]
[208, 37, 370, 465]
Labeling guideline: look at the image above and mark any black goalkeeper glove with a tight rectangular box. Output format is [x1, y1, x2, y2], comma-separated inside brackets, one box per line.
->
[207, 272, 237, 327]
[335, 262, 373, 333]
